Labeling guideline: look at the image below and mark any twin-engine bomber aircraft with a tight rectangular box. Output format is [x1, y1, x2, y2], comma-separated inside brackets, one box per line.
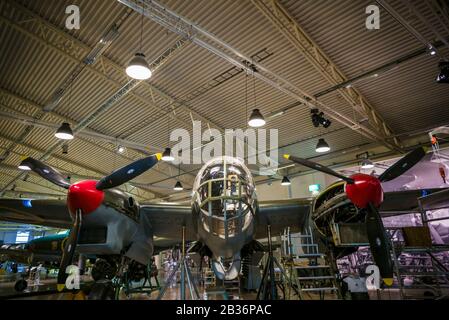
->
[0, 150, 440, 292]
[0, 154, 310, 289]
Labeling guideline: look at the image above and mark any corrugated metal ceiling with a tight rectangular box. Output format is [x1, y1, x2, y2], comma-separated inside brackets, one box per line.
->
[0, 0, 448, 200]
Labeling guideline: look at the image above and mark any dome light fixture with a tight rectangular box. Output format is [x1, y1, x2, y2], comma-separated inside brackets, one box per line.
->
[361, 159, 374, 169]
[315, 138, 330, 153]
[173, 181, 183, 191]
[126, 53, 152, 80]
[117, 145, 126, 154]
[248, 109, 266, 127]
[281, 176, 291, 186]
[55, 122, 74, 140]
[161, 147, 175, 162]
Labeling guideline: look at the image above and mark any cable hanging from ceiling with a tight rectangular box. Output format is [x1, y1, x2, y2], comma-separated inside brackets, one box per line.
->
[126, 2, 152, 80]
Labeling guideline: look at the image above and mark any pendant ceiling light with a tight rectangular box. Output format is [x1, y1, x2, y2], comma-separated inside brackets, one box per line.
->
[55, 122, 74, 140]
[315, 138, 330, 153]
[173, 164, 183, 190]
[173, 181, 183, 191]
[361, 159, 374, 169]
[126, 5, 152, 80]
[126, 53, 152, 80]
[161, 147, 174, 162]
[248, 108, 266, 128]
[281, 176, 291, 186]
[247, 65, 265, 128]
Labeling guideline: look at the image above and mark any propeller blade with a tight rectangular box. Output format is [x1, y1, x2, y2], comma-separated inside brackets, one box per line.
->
[366, 203, 394, 286]
[284, 154, 354, 183]
[96, 153, 162, 190]
[378, 147, 426, 182]
[57, 208, 82, 291]
[20, 157, 71, 189]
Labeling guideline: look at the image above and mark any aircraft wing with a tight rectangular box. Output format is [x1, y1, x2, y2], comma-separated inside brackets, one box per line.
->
[153, 237, 183, 253]
[0, 244, 29, 264]
[379, 188, 448, 216]
[0, 198, 71, 229]
[255, 199, 312, 238]
[139, 204, 196, 241]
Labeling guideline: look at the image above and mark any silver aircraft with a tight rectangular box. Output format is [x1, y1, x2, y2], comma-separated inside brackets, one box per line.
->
[0, 153, 442, 288]
[0, 155, 310, 284]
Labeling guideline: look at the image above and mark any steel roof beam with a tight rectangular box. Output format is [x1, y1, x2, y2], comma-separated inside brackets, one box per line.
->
[0, 2, 199, 194]
[118, 0, 403, 153]
[2, 0, 221, 138]
[0, 89, 197, 189]
[252, 0, 403, 152]
[0, 1, 211, 181]
[0, 132, 164, 201]
[1, 1, 276, 180]
[376, 0, 448, 59]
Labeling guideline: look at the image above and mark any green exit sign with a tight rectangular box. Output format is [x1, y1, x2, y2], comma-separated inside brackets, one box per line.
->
[308, 184, 321, 192]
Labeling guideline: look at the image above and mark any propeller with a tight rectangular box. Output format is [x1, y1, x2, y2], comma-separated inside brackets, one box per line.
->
[57, 208, 82, 291]
[283, 147, 427, 285]
[378, 147, 426, 182]
[96, 155, 161, 190]
[366, 203, 394, 285]
[282, 155, 354, 183]
[283, 146, 426, 184]
[19, 157, 71, 189]
[19, 152, 163, 290]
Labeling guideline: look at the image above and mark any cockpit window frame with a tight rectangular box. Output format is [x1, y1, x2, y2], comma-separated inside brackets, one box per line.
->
[193, 157, 256, 240]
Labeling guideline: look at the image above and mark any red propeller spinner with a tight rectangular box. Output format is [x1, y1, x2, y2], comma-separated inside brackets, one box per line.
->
[345, 173, 383, 209]
[284, 147, 426, 209]
[67, 180, 104, 216]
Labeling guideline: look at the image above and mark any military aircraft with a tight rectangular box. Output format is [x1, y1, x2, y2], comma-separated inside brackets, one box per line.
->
[0, 231, 68, 266]
[283, 147, 446, 286]
[0, 154, 311, 293]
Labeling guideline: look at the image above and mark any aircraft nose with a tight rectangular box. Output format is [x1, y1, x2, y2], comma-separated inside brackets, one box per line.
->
[67, 180, 104, 216]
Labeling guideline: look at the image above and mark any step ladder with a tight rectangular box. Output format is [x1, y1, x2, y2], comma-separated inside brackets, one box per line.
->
[282, 227, 341, 300]
[223, 277, 241, 300]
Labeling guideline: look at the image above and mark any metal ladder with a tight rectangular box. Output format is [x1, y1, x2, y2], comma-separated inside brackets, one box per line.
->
[389, 228, 449, 300]
[283, 227, 340, 300]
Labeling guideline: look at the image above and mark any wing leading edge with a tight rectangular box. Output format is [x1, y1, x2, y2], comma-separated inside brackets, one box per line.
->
[0, 198, 71, 229]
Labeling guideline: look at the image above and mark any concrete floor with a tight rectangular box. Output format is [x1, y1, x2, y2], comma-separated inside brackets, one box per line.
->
[0, 274, 445, 300]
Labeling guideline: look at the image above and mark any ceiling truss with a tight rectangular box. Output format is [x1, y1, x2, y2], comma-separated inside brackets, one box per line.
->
[118, 0, 404, 154]
[252, 0, 402, 152]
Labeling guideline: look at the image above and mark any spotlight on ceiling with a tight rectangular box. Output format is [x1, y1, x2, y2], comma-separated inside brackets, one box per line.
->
[173, 181, 184, 191]
[18, 158, 31, 171]
[436, 61, 449, 84]
[55, 122, 74, 140]
[281, 176, 291, 186]
[315, 138, 330, 153]
[311, 109, 331, 128]
[248, 109, 266, 127]
[126, 53, 152, 80]
[161, 147, 175, 162]
[361, 158, 374, 169]
[62, 144, 69, 155]
[117, 145, 126, 154]
[428, 45, 437, 56]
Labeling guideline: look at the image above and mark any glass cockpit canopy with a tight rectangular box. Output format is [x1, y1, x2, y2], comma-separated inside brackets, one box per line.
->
[192, 157, 256, 238]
